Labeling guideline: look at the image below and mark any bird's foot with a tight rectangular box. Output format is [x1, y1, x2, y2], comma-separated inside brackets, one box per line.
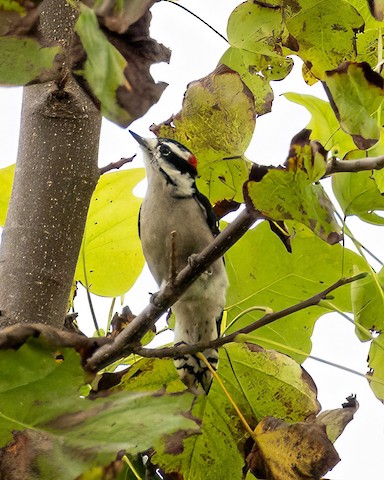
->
[188, 253, 212, 275]
[150, 291, 162, 307]
[187, 253, 199, 268]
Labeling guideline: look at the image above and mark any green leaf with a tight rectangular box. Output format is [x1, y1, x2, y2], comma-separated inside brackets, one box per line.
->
[246, 171, 338, 242]
[282, 0, 364, 80]
[220, 0, 293, 115]
[284, 93, 356, 157]
[157, 67, 255, 163]
[75, 168, 145, 297]
[349, 0, 384, 29]
[224, 221, 366, 361]
[119, 357, 186, 393]
[324, 62, 384, 149]
[0, 37, 61, 85]
[151, 343, 319, 479]
[197, 156, 251, 204]
[0, 338, 196, 480]
[351, 266, 384, 341]
[332, 169, 384, 224]
[244, 134, 341, 243]
[74, 5, 132, 126]
[367, 334, 384, 401]
[356, 28, 383, 69]
[0, 163, 14, 226]
[220, 47, 276, 115]
[227, 0, 285, 57]
[373, 168, 384, 194]
[350, 0, 384, 71]
[0, 0, 26, 15]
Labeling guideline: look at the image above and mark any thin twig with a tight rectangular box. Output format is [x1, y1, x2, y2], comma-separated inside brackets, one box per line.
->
[99, 155, 136, 175]
[86, 209, 260, 372]
[85, 287, 100, 336]
[335, 211, 384, 266]
[81, 237, 100, 335]
[130, 274, 366, 359]
[162, 0, 229, 44]
[326, 154, 384, 175]
[169, 230, 177, 285]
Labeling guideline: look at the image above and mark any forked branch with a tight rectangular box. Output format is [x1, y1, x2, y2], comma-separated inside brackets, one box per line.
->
[130, 273, 366, 359]
[86, 208, 260, 372]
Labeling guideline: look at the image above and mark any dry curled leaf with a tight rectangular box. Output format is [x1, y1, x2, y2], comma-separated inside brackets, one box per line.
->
[247, 416, 340, 480]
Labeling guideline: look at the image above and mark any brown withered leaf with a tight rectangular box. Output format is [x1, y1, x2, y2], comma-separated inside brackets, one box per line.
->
[110, 305, 137, 336]
[247, 416, 340, 480]
[213, 199, 241, 219]
[0, 430, 53, 480]
[73, 7, 170, 126]
[0, 0, 42, 36]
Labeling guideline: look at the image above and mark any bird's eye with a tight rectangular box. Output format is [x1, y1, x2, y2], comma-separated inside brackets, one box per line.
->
[159, 145, 171, 156]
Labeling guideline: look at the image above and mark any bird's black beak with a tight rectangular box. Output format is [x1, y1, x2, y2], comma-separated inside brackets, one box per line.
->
[129, 130, 153, 150]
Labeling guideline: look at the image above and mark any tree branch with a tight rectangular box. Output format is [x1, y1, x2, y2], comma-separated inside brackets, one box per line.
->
[0, 323, 111, 354]
[326, 154, 384, 175]
[99, 155, 136, 175]
[86, 208, 261, 372]
[130, 273, 366, 359]
[0, 274, 364, 372]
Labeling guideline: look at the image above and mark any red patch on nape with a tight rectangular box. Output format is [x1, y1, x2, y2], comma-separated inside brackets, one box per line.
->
[188, 155, 198, 169]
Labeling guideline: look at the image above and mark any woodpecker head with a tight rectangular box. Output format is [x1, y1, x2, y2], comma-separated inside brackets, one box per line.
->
[130, 131, 198, 198]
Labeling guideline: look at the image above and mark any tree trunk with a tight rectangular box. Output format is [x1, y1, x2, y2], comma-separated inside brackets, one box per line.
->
[0, 0, 101, 328]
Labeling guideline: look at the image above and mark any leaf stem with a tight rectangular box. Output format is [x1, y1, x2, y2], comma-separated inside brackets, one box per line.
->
[197, 352, 255, 439]
[162, 0, 229, 44]
[129, 274, 365, 361]
[122, 455, 143, 480]
[106, 297, 116, 334]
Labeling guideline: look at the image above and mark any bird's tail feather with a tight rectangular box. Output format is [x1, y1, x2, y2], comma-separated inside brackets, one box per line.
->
[174, 343, 218, 393]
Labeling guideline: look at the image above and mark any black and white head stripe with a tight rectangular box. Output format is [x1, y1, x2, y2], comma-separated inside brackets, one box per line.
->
[129, 131, 199, 197]
[155, 139, 198, 178]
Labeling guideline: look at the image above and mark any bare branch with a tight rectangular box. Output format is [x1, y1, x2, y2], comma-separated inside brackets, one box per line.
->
[168, 230, 177, 285]
[99, 155, 136, 175]
[131, 273, 366, 359]
[326, 154, 384, 175]
[0, 323, 111, 352]
[86, 208, 261, 372]
[0, 274, 364, 376]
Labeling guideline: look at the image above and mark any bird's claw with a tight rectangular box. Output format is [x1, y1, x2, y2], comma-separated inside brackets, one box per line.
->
[150, 291, 161, 307]
[188, 253, 199, 268]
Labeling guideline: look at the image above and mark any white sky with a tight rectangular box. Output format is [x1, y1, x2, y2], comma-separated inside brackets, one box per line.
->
[0, 1, 383, 478]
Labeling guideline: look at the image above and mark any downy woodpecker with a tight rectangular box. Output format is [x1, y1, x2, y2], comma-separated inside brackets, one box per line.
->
[130, 131, 228, 393]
